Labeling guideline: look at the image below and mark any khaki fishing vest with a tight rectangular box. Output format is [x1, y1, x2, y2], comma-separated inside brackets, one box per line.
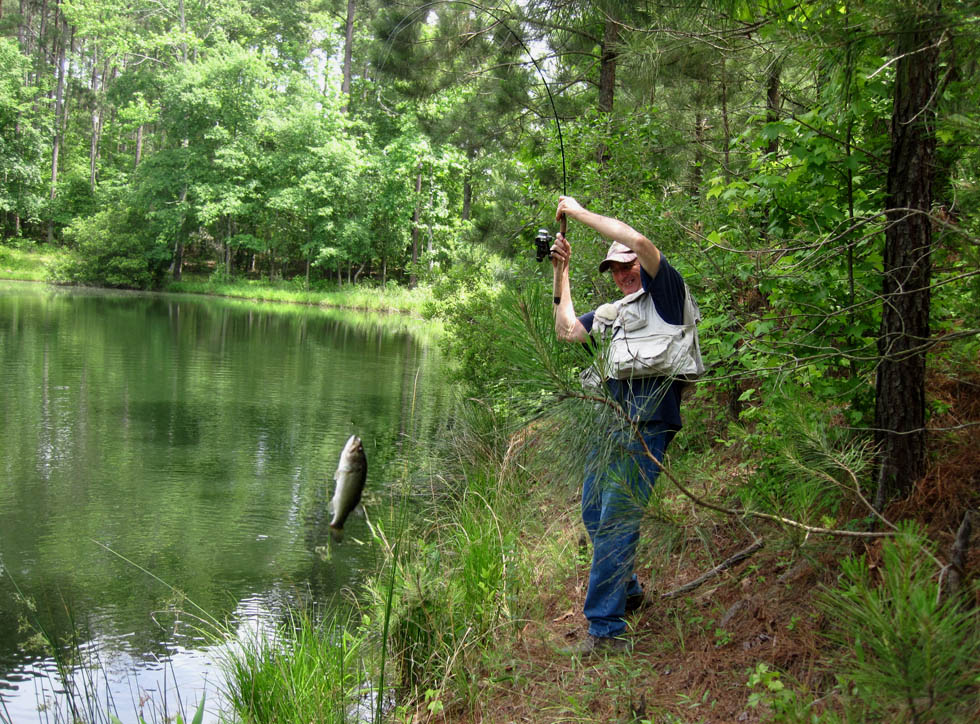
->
[588, 283, 705, 381]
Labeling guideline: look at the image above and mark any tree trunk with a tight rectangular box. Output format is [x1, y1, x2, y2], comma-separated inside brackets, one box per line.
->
[88, 44, 101, 192]
[597, 17, 618, 113]
[765, 58, 781, 156]
[691, 111, 707, 193]
[721, 58, 731, 179]
[178, 0, 188, 64]
[409, 165, 422, 288]
[38, 0, 48, 65]
[172, 235, 184, 280]
[462, 173, 472, 221]
[48, 3, 66, 243]
[427, 183, 434, 271]
[225, 216, 234, 275]
[170, 182, 188, 281]
[595, 16, 618, 167]
[341, 0, 355, 112]
[872, 4, 940, 508]
[462, 148, 474, 220]
[135, 123, 144, 167]
[760, 60, 781, 240]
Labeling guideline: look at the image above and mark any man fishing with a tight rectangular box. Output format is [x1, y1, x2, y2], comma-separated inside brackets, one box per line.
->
[549, 195, 694, 655]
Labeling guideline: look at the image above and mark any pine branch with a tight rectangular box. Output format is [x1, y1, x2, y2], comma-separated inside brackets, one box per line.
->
[557, 388, 897, 539]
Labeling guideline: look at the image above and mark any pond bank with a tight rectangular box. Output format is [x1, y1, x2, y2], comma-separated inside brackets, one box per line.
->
[0, 243, 431, 317]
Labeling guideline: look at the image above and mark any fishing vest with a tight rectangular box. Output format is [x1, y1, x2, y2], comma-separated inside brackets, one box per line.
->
[588, 283, 705, 382]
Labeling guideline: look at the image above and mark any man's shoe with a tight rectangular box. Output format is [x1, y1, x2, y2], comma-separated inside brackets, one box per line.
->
[625, 587, 651, 614]
[560, 635, 631, 657]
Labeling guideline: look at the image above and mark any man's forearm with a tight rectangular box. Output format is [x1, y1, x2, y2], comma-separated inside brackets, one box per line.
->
[562, 202, 661, 278]
[553, 267, 587, 342]
[572, 208, 645, 249]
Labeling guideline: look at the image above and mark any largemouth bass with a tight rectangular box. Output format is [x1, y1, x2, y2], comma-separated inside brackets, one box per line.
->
[330, 434, 367, 541]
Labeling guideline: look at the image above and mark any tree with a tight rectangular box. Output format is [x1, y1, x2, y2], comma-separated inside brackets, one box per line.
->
[872, 1, 943, 506]
[0, 37, 45, 238]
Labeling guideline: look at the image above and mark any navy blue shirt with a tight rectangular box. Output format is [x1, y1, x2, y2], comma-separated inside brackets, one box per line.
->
[578, 257, 686, 428]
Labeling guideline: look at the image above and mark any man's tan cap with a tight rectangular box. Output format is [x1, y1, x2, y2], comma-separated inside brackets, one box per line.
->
[598, 242, 638, 273]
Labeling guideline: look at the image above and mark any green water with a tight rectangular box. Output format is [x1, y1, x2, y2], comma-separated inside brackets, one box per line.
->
[0, 281, 449, 722]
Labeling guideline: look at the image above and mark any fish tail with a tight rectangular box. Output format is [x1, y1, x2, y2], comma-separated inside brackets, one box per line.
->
[329, 525, 344, 543]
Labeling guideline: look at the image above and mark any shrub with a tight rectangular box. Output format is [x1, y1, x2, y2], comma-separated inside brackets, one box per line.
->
[51, 205, 170, 289]
[819, 522, 980, 723]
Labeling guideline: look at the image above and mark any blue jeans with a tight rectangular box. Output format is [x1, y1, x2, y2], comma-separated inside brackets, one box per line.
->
[582, 425, 674, 638]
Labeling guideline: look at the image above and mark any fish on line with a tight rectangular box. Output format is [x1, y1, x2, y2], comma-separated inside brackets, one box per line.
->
[330, 434, 367, 542]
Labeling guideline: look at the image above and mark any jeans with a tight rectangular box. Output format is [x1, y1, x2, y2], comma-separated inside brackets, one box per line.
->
[581, 424, 674, 638]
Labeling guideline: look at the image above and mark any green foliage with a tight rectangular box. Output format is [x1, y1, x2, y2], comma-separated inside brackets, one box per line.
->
[367, 464, 523, 709]
[423, 248, 516, 399]
[735, 386, 874, 533]
[746, 663, 808, 721]
[47, 168, 99, 235]
[52, 195, 170, 289]
[0, 38, 46, 229]
[819, 523, 980, 723]
[221, 606, 368, 724]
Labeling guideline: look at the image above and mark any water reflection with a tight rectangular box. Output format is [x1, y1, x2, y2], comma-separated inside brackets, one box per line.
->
[0, 282, 448, 723]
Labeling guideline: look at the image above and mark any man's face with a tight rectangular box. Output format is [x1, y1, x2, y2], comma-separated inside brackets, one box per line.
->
[609, 259, 641, 295]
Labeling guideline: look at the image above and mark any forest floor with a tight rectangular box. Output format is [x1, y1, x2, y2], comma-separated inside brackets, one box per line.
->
[434, 367, 980, 724]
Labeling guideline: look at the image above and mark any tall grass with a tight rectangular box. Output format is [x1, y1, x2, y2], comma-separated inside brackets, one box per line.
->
[219, 605, 372, 724]
[4, 587, 208, 724]
[354, 398, 533, 718]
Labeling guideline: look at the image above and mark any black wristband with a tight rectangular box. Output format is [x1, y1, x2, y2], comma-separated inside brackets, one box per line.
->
[553, 296, 561, 305]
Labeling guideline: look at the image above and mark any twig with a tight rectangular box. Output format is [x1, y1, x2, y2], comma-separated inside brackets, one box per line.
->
[943, 511, 973, 603]
[661, 539, 765, 599]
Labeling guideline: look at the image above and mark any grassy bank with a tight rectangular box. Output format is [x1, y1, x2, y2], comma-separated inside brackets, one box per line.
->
[0, 243, 429, 316]
[8, 241, 977, 723]
[164, 275, 430, 316]
[0, 243, 67, 281]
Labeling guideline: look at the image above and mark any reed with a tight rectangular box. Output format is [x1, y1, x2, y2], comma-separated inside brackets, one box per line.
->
[4, 585, 207, 724]
[219, 604, 371, 724]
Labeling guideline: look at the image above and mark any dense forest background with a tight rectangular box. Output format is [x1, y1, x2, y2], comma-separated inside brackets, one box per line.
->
[2, 0, 979, 508]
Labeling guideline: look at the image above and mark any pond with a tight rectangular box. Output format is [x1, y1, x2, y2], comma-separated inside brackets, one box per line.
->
[0, 281, 450, 723]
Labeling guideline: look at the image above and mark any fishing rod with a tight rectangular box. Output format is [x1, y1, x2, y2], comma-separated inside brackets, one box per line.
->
[381, 1, 568, 246]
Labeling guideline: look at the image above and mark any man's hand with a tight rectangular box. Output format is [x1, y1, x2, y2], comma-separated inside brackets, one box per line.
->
[556, 196, 584, 222]
[550, 232, 571, 272]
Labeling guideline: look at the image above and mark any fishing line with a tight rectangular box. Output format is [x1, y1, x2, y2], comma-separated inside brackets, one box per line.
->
[380, 0, 567, 196]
